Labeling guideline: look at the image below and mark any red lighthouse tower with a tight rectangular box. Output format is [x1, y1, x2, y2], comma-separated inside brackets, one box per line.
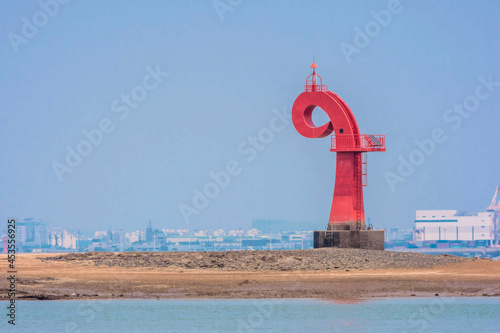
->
[292, 62, 386, 249]
[2, 235, 7, 253]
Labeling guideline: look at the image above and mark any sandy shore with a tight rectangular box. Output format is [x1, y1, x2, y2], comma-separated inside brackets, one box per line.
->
[1, 251, 499, 300]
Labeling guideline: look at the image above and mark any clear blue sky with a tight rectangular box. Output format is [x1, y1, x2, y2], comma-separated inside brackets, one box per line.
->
[1, 0, 499, 232]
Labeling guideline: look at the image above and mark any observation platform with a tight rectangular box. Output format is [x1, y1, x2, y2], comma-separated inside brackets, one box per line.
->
[330, 134, 386, 152]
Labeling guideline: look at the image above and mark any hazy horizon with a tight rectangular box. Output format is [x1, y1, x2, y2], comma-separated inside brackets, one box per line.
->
[1, 0, 499, 232]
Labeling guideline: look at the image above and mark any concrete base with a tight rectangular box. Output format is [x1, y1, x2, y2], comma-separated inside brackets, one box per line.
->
[313, 230, 385, 250]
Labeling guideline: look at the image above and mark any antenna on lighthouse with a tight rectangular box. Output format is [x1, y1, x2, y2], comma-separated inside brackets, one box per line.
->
[306, 57, 321, 91]
[310, 57, 318, 82]
[311, 56, 318, 68]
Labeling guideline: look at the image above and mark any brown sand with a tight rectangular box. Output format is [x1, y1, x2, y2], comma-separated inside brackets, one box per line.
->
[1, 252, 499, 300]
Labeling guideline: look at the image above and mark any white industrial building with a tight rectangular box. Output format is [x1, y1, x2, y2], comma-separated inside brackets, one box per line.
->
[415, 210, 492, 241]
[49, 229, 77, 249]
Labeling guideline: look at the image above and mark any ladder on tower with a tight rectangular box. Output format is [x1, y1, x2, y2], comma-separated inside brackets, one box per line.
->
[355, 153, 367, 229]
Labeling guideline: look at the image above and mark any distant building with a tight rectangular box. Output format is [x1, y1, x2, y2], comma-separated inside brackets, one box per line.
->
[415, 210, 492, 241]
[108, 227, 114, 242]
[94, 231, 109, 240]
[88, 239, 108, 251]
[49, 228, 77, 249]
[17, 218, 49, 247]
[125, 230, 143, 243]
[213, 229, 225, 236]
[146, 221, 153, 242]
[153, 229, 166, 245]
[385, 228, 413, 242]
[246, 228, 262, 237]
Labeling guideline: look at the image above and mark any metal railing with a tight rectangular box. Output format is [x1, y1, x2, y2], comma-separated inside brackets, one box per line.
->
[305, 84, 328, 92]
[331, 134, 386, 152]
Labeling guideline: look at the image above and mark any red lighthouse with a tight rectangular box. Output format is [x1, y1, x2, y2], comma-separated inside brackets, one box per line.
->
[292, 62, 386, 249]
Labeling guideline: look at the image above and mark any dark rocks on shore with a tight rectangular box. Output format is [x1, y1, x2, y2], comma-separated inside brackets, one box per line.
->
[38, 248, 471, 271]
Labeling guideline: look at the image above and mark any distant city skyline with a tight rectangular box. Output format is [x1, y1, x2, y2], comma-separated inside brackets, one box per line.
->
[1, 1, 499, 231]
[4, 213, 497, 258]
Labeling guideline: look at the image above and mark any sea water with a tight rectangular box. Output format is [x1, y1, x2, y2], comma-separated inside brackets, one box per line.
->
[1, 298, 499, 332]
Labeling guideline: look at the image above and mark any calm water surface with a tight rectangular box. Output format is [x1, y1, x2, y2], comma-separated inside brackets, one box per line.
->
[1, 298, 499, 332]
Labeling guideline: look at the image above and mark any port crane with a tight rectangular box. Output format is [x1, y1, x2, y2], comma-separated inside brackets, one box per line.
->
[487, 185, 500, 247]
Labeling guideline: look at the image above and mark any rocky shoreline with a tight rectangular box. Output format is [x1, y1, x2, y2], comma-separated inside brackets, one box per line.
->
[2, 250, 498, 301]
[39, 248, 472, 271]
